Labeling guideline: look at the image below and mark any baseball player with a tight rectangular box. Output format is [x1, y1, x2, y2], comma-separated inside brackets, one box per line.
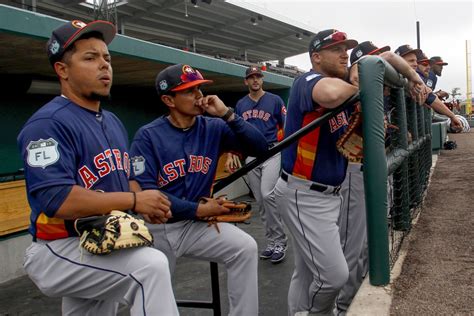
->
[226, 66, 288, 263]
[395, 45, 462, 131]
[130, 63, 269, 315]
[273, 29, 359, 315]
[429, 56, 450, 100]
[335, 41, 426, 315]
[17, 20, 179, 315]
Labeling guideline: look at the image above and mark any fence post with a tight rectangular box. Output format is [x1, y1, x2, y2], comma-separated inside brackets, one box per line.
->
[358, 56, 390, 285]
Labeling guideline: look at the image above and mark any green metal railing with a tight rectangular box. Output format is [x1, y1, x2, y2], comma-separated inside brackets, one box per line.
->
[358, 56, 432, 285]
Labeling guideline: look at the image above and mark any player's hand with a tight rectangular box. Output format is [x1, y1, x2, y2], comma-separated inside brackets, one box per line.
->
[196, 95, 228, 117]
[225, 153, 242, 173]
[435, 90, 449, 100]
[416, 84, 431, 105]
[134, 190, 172, 223]
[349, 64, 359, 87]
[450, 116, 463, 132]
[142, 213, 168, 224]
[196, 197, 230, 218]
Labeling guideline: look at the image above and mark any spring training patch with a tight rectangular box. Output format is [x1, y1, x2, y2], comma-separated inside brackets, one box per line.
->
[131, 156, 146, 176]
[27, 138, 60, 168]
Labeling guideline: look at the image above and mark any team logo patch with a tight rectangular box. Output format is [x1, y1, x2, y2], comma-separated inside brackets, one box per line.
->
[131, 156, 146, 176]
[49, 40, 60, 55]
[426, 79, 433, 88]
[26, 138, 60, 169]
[159, 80, 168, 91]
[182, 65, 195, 74]
[71, 20, 87, 29]
[355, 50, 363, 58]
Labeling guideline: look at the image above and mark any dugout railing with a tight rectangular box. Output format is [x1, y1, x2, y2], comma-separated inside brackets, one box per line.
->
[358, 55, 432, 285]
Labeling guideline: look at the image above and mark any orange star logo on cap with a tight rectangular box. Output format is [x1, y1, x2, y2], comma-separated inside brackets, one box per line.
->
[71, 20, 87, 29]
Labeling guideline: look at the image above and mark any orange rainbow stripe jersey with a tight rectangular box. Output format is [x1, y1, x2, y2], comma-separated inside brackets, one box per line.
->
[282, 70, 350, 186]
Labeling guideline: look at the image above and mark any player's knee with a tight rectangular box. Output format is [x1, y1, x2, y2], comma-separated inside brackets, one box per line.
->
[29, 276, 57, 297]
[131, 247, 171, 277]
[234, 232, 258, 259]
[330, 263, 350, 290]
[145, 249, 171, 275]
[243, 234, 258, 256]
[261, 190, 275, 203]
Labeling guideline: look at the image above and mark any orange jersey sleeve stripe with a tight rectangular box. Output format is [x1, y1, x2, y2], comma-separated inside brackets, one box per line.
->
[35, 213, 68, 240]
[277, 126, 284, 142]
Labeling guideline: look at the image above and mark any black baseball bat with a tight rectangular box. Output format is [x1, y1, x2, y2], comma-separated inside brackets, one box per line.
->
[213, 93, 360, 193]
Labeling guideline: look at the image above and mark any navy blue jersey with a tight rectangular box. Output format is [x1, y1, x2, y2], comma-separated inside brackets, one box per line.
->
[235, 92, 286, 143]
[130, 115, 268, 221]
[282, 71, 349, 186]
[427, 70, 438, 90]
[17, 96, 132, 240]
[417, 70, 436, 105]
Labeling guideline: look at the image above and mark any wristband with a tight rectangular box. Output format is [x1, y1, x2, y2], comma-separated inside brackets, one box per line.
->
[221, 107, 234, 121]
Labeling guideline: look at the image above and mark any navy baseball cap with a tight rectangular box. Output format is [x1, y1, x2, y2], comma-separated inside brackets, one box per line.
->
[47, 20, 116, 65]
[309, 29, 357, 55]
[416, 51, 430, 63]
[155, 64, 213, 96]
[430, 56, 448, 66]
[350, 41, 391, 65]
[245, 66, 263, 79]
[394, 44, 421, 57]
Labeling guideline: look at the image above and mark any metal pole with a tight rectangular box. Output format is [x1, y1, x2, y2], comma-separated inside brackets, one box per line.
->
[416, 21, 420, 49]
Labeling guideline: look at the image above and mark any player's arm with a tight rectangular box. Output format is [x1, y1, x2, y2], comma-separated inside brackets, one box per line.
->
[129, 180, 171, 224]
[156, 191, 229, 219]
[276, 97, 287, 128]
[379, 51, 425, 101]
[198, 95, 268, 156]
[312, 77, 358, 109]
[53, 186, 137, 219]
[430, 96, 463, 131]
[434, 89, 449, 100]
[379, 51, 422, 84]
[46, 184, 171, 221]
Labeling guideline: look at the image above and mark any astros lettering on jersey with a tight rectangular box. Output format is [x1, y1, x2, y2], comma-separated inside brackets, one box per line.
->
[18, 96, 132, 240]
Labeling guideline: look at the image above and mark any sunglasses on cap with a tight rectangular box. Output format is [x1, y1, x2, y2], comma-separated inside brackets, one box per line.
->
[179, 69, 204, 85]
[170, 67, 210, 92]
[418, 61, 430, 66]
[321, 31, 348, 42]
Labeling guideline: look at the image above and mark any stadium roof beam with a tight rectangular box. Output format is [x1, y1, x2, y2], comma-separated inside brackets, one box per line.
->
[1, 0, 316, 62]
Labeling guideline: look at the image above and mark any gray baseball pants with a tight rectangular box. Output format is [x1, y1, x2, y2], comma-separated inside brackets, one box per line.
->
[24, 237, 179, 315]
[148, 220, 259, 316]
[336, 163, 367, 312]
[246, 153, 287, 248]
[274, 174, 348, 316]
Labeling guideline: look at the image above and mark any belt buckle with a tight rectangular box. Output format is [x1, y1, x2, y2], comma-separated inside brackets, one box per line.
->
[332, 186, 341, 195]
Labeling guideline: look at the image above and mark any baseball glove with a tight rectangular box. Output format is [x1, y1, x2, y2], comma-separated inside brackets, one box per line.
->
[198, 197, 252, 233]
[74, 210, 154, 255]
[337, 109, 363, 163]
